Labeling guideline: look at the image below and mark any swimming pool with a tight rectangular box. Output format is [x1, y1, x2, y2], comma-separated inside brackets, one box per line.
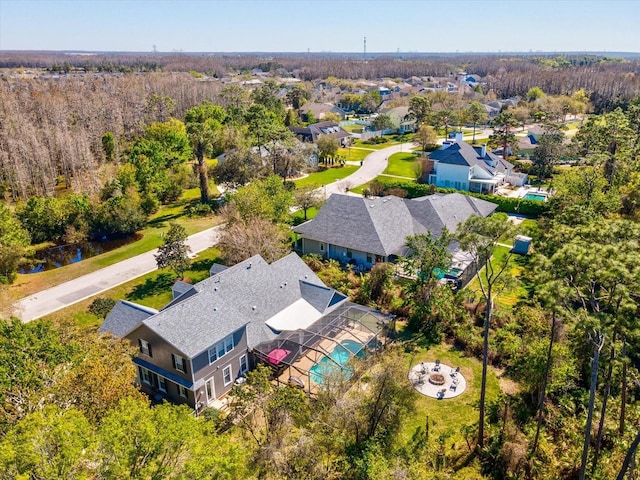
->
[523, 193, 547, 201]
[309, 340, 364, 385]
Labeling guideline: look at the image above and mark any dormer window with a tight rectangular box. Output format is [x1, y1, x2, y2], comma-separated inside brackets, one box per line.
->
[139, 339, 152, 357]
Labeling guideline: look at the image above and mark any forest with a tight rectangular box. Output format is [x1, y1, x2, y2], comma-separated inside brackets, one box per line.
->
[0, 51, 639, 479]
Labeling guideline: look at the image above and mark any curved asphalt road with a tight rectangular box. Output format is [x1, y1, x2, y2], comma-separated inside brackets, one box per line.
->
[15, 141, 418, 323]
[15, 226, 223, 322]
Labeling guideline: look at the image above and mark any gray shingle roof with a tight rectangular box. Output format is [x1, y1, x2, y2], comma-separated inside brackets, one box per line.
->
[293, 193, 497, 257]
[429, 141, 513, 174]
[133, 253, 343, 358]
[172, 280, 193, 300]
[209, 263, 228, 276]
[99, 300, 158, 338]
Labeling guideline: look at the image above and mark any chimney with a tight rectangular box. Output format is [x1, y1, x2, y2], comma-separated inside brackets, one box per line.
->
[480, 144, 487, 157]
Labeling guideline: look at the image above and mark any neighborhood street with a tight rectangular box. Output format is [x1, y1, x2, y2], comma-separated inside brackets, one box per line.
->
[15, 226, 223, 322]
[15, 144, 407, 323]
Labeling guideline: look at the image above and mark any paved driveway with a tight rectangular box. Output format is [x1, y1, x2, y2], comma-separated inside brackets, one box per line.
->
[323, 142, 416, 198]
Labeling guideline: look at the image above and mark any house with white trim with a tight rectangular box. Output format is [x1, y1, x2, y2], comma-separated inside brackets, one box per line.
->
[100, 253, 368, 410]
[428, 139, 527, 193]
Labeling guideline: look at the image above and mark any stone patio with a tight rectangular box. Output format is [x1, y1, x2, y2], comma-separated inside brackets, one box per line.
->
[409, 362, 467, 399]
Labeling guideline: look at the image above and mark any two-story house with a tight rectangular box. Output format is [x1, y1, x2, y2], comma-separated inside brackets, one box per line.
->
[100, 253, 351, 410]
[427, 139, 527, 193]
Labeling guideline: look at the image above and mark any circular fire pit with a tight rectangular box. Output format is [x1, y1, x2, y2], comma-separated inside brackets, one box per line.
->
[428, 373, 446, 385]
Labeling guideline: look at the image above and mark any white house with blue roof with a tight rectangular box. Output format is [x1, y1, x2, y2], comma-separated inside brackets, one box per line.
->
[428, 138, 527, 193]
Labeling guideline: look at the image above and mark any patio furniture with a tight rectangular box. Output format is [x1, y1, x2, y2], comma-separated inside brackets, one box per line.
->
[432, 359, 441, 372]
[288, 376, 305, 389]
[437, 388, 447, 399]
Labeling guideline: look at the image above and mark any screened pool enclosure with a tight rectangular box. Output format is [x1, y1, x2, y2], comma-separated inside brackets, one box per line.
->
[253, 303, 394, 395]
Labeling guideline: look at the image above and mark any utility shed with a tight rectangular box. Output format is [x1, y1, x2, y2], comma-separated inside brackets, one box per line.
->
[512, 235, 533, 255]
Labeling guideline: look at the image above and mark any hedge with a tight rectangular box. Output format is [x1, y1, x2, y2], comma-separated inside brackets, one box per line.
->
[366, 180, 549, 216]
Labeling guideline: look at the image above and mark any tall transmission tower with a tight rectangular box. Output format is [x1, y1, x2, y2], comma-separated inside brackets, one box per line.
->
[363, 36, 366, 61]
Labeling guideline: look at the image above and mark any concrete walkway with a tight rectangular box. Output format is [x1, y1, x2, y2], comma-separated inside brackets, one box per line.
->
[15, 226, 223, 322]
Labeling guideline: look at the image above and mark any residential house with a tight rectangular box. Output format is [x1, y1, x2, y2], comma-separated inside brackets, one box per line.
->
[378, 106, 417, 133]
[100, 253, 390, 410]
[299, 103, 347, 121]
[427, 139, 527, 193]
[293, 192, 497, 284]
[290, 121, 352, 147]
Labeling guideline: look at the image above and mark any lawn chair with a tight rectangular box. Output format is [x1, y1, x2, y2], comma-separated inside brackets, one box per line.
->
[433, 359, 441, 372]
[437, 388, 447, 399]
[450, 366, 460, 378]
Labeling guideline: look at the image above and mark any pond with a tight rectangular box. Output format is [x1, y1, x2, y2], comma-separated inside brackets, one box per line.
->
[21, 234, 142, 274]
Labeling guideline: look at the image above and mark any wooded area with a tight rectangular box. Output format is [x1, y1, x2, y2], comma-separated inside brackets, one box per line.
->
[1, 51, 640, 479]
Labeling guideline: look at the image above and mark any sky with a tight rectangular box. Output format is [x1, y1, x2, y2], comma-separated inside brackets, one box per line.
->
[1, 0, 639, 53]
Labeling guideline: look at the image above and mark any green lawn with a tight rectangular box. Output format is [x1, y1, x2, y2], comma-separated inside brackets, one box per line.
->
[293, 165, 358, 189]
[45, 247, 222, 329]
[467, 137, 489, 145]
[350, 175, 417, 194]
[6, 185, 222, 305]
[292, 206, 319, 224]
[338, 147, 371, 162]
[384, 152, 421, 179]
[342, 124, 365, 133]
[353, 138, 400, 150]
[464, 245, 529, 308]
[399, 342, 500, 444]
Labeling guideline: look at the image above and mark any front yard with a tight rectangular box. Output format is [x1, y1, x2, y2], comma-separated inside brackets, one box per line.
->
[293, 165, 359, 189]
[383, 152, 421, 179]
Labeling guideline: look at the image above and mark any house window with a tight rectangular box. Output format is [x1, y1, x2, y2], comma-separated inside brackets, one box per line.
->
[138, 339, 152, 357]
[178, 385, 188, 398]
[239, 354, 248, 374]
[346, 249, 353, 259]
[172, 354, 187, 374]
[444, 180, 450, 187]
[140, 367, 152, 385]
[208, 334, 235, 364]
[366, 253, 372, 263]
[223, 365, 232, 386]
[319, 242, 325, 252]
[158, 376, 167, 392]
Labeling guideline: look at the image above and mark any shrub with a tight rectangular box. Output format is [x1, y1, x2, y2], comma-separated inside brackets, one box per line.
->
[185, 202, 212, 218]
[361, 179, 550, 216]
[88, 297, 116, 318]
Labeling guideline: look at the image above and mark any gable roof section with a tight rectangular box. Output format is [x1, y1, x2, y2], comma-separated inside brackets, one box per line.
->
[132, 253, 343, 358]
[99, 300, 158, 338]
[293, 193, 497, 257]
[429, 141, 511, 175]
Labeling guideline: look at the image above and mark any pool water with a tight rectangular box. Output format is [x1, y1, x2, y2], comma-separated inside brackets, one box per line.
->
[309, 340, 364, 385]
[523, 193, 547, 201]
